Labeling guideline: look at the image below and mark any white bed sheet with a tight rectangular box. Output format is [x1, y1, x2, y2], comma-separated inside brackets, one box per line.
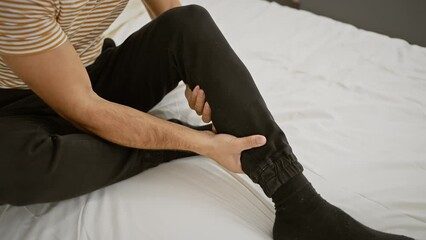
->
[1, 0, 426, 239]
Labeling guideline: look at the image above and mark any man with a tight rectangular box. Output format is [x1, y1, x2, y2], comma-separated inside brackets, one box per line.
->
[0, 0, 413, 239]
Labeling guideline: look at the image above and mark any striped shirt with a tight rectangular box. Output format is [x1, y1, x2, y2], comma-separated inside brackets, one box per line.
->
[0, 0, 129, 89]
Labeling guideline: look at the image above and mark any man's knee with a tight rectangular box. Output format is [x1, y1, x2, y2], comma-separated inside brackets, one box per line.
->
[160, 4, 212, 27]
[179, 4, 210, 19]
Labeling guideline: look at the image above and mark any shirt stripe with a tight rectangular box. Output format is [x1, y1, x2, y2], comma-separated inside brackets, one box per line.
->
[0, 0, 129, 89]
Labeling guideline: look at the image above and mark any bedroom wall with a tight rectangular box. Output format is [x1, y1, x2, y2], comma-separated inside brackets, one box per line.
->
[299, 0, 426, 47]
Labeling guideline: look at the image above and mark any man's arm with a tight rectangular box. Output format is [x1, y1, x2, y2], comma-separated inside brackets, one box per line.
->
[142, 0, 181, 19]
[2, 41, 266, 173]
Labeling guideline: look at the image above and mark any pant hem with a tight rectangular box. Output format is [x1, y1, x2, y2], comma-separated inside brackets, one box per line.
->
[251, 153, 304, 197]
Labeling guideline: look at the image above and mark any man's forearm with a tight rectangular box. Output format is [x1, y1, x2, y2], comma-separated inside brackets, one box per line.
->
[74, 94, 209, 155]
[3, 39, 206, 157]
[2, 29, 265, 174]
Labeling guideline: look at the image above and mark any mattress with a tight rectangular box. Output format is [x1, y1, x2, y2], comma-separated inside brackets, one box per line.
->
[1, 0, 425, 239]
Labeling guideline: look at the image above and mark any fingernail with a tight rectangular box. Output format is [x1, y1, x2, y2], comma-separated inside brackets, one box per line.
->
[258, 136, 267, 145]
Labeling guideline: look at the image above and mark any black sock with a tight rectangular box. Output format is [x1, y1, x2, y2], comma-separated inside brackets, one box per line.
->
[271, 174, 414, 240]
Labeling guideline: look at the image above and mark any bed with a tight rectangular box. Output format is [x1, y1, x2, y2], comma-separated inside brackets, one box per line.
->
[1, 0, 425, 239]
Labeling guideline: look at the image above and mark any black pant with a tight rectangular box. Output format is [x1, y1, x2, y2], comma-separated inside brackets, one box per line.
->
[0, 5, 303, 206]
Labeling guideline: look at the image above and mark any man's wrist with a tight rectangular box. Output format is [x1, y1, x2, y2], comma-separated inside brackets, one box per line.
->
[187, 129, 213, 157]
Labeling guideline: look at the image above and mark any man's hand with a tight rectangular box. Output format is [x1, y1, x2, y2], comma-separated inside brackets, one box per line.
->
[199, 131, 267, 173]
[185, 85, 212, 124]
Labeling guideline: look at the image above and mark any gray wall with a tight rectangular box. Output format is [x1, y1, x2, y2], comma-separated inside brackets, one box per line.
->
[300, 0, 426, 47]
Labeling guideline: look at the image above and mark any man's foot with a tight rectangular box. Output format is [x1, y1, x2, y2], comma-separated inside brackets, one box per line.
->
[272, 174, 414, 240]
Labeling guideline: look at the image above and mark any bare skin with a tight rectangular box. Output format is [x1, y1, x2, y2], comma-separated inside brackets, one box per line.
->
[1, 1, 266, 174]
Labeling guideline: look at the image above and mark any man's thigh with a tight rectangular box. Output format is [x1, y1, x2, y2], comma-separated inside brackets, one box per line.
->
[85, 8, 194, 113]
[0, 114, 156, 205]
[86, 34, 181, 113]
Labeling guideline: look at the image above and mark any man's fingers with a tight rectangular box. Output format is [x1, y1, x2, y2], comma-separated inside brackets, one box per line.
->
[188, 85, 199, 109]
[238, 135, 267, 151]
[202, 102, 212, 123]
[186, 85, 210, 120]
[194, 89, 205, 115]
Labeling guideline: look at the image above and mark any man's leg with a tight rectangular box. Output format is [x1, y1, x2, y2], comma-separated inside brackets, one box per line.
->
[86, 6, 303, 193]
[0, 89, 203, 206]
[92, 5, 412, 240]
